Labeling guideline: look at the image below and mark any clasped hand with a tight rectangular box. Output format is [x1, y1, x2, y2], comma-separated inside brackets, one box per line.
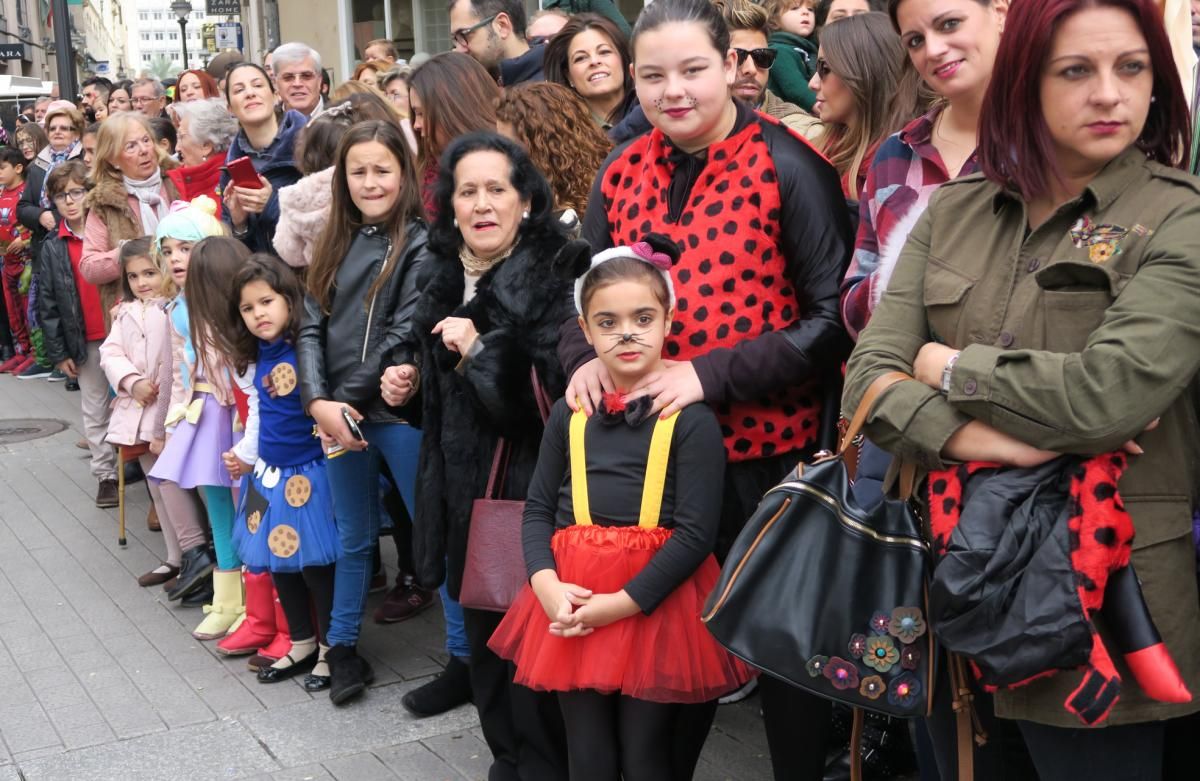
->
[530, 570, 639, 638]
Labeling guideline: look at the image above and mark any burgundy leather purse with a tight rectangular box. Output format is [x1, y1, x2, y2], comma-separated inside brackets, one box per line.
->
[459, 367, 553, 612]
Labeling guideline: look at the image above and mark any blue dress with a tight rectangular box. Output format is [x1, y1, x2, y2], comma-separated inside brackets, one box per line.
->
[233, 338, 341, 572]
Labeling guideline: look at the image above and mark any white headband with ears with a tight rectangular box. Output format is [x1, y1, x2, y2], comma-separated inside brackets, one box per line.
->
[574, 241, 677, 314]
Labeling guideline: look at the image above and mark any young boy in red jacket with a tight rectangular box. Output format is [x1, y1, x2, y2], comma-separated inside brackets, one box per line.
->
[0, 146, 34, 374]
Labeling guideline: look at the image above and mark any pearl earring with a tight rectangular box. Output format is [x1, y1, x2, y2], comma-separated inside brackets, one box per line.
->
[522, 210, 529, 219]
[453, 218, 458, 227]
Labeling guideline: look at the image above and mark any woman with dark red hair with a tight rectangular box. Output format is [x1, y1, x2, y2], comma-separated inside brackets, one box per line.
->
[845, 0, 1200, 778]
[176, 69, 221, 102]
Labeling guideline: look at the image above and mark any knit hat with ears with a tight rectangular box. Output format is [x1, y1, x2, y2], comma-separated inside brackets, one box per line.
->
[571, 233, 680, 314]
[155, 195, 224, 249]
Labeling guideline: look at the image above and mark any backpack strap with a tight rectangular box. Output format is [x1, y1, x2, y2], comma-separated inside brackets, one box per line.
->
[637, 412, 679, 529]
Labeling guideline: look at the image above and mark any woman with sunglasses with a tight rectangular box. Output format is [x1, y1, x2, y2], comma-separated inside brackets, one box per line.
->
[808, 12, 923, 200]
[562, 0, 853, 777]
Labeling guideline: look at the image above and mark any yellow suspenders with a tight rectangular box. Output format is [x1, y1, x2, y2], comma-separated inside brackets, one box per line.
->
[568, 409, 679, 529]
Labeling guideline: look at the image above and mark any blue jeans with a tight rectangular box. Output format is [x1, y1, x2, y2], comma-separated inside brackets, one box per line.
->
[324, 420, 470, 657]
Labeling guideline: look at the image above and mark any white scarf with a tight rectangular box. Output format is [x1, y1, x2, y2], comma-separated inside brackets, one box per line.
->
[123, 170, 170, 234]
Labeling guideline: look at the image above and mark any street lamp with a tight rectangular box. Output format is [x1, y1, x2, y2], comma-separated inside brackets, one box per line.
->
[171, 0, 194, 70]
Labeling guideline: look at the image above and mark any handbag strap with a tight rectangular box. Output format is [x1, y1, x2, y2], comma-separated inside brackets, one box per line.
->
[484, 366, 552, 499]
[950, 653, 986, 781]
[838, 371, 910, 455]
[568, 409, 679, 528]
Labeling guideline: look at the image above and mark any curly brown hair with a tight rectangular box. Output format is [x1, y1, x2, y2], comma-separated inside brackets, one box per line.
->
[494, 82, 611, 215]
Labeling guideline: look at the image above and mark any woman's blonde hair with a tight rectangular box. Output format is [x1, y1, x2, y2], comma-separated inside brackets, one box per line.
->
[92, 111, 172, 187]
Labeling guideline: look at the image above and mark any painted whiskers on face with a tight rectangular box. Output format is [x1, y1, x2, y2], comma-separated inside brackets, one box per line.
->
[602, 329, 654, 353]
[653, 96, 699, 112]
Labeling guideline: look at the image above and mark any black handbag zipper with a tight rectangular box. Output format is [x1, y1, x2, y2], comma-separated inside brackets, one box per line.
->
[770, 480, 928, 552]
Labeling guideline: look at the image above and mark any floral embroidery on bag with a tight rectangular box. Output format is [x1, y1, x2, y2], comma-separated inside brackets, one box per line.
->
[864, 635, 900, 673]
[1068, 216, 1154, 264]
[810, 606, 927, 709]
[848, 633, 868, 659]
[887, 673, 922, 708]
[888, 607, 927, 644]
[823, 657, 860, 690]
[860, 675, 885, 700]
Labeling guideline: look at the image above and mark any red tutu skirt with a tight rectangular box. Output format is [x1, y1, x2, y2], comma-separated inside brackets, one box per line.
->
[488, 524, 755, 703]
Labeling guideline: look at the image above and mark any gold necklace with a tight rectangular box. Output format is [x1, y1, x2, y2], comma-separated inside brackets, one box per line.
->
[459, 244, 514, 275]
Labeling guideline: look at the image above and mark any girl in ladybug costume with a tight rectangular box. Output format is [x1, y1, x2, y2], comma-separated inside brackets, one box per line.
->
[558, 1, 853, 778]
[491, 237, 752, 781]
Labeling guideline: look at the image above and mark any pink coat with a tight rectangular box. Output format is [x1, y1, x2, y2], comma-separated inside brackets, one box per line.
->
[99, 299, 172, 446]
[273, 166, 333, 268]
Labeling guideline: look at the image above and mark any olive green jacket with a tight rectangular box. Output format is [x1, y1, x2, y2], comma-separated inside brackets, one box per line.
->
[843, 147, 1200, 727]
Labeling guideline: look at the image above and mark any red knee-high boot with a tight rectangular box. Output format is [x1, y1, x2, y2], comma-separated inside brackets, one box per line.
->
[248, 593, 292, 672]
[217, 571, 277, 656]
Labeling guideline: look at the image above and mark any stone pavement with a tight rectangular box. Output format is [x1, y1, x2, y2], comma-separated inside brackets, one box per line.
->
[0, 374, 774, 781]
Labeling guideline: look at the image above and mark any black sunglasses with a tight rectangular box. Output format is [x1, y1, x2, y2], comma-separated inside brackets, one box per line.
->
[734, 48, 777, 70]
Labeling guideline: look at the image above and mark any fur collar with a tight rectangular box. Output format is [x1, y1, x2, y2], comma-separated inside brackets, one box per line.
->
[416, 233, 569, 331]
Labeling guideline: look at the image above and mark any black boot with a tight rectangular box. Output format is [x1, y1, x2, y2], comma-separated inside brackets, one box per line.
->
[180, 576, 214, 607]
[327, 645, 374, 706]
[166, 546, 216, 602]
[401, 656, 472, 717]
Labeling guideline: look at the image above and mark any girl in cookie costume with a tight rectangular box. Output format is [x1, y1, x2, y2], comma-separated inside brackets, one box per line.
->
[489, 237, 752, 781]
[221, 254, 340, 690]
[149, 210, 252, 641]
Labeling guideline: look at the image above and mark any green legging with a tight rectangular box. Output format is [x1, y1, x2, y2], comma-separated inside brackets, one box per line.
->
[200, 485, 240, 570]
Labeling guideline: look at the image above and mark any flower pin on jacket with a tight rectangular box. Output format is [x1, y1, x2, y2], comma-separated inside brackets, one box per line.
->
[1068, 216, 1153, 264]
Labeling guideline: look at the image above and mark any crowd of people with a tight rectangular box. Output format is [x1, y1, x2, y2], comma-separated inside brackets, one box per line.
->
[0, 0, 1198, 778]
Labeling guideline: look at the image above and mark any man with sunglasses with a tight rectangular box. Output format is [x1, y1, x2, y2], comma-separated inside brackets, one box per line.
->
[723, 0, 821, 140]
[448, 0, 545, 85]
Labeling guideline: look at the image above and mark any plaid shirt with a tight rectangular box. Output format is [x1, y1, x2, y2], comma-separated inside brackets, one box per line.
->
[840, 107, 980, 339]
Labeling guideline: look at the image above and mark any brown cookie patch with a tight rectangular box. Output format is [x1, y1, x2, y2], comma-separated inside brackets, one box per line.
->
[246, 510, 262, 534]
[284, 475, 311, 508]
[268, 525, 300, 558]
[270, 362, 298, 396]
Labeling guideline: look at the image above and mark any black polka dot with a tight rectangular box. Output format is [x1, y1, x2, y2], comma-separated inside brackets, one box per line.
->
[741, 269, 756, 281]
[1094, 482, 1117, 502]
[713, 149, 728, 162]
[720, 425, 735, 437]
[764, 421, 776, 433]
[608, 172, 621, 187]
[731, 196, 745, 211]
[749, 192, 762, 208]
[744, 240, 758, 254]
[681, 212, 695, 227]
[646, 195, 658, 211]
[745, 294, 758, 306]
[687, 234, 700, 249]
[761, 169, 777, 184]
[762, 442, 776, 456]
[666, 342, 681, 357]
[740, 176, 753, 188]
[694, 306, 709, 322]
[719, 252, 736, 266]
[715, 180, 730, 194]
[704, 202, 723, 218]
[706, 228, 718, 241]
[628, 203, 640, 220]
[942, 497, 957, 514]
[1094, 527, 1118, 546]
[628, 153, 643, 165]
[733, 438, 753, 453]
[780, 427, 795, 441]
[699, 284, 714, 296]
[720, 302, 734, 315]
[698, 260, 712, 274]
[716, 324, 730, 339]
[742, 417, 757, 428]
[639, 220, 653, 234]
[676, 299, 688, 313]
[734, 317, 752, 333]
[677, 269, 692, 283]
[723, 221, 738, 235]
[689, 331, 707, 347]
[722, 279, 735, 293]
[781, 305, 795, 321]
[931, 478, 948, 495]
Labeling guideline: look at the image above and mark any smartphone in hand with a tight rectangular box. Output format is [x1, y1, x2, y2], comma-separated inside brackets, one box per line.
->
[224, 156, 264, 190]
[341, 406, 364, 441]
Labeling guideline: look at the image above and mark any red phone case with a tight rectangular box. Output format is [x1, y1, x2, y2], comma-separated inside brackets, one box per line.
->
[225, 157, 263, 189]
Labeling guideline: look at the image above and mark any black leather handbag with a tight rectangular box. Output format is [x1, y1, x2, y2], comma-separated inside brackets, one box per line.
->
[702, 371, 935, 719]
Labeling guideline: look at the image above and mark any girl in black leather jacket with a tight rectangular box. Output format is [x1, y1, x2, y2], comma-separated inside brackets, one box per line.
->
[295, 121, 433, 705]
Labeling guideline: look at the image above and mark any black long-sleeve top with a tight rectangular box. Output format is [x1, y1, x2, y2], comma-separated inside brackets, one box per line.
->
[523, 398, 726, 614]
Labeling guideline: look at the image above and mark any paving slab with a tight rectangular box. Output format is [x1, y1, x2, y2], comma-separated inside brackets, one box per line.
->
[17, 718, 280, 781]
[240, 680, 479, 768]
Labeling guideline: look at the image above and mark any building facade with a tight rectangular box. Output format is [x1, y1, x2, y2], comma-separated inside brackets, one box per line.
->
[71, 0, 129, 81]
[0, 0, 55, 81]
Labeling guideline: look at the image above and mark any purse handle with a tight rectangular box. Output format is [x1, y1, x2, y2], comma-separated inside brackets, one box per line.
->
[837, 371, 917, 501]
[484, 364, 553, 500]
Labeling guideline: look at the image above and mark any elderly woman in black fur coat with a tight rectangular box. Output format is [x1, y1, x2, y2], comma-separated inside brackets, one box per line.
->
[383, 132, 572, 781]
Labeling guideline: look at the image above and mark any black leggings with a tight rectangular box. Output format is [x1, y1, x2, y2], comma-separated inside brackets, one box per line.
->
[557, 690, 715, 781]
[1019, 720, 1164, 781]
[272, 565, 335, 642]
